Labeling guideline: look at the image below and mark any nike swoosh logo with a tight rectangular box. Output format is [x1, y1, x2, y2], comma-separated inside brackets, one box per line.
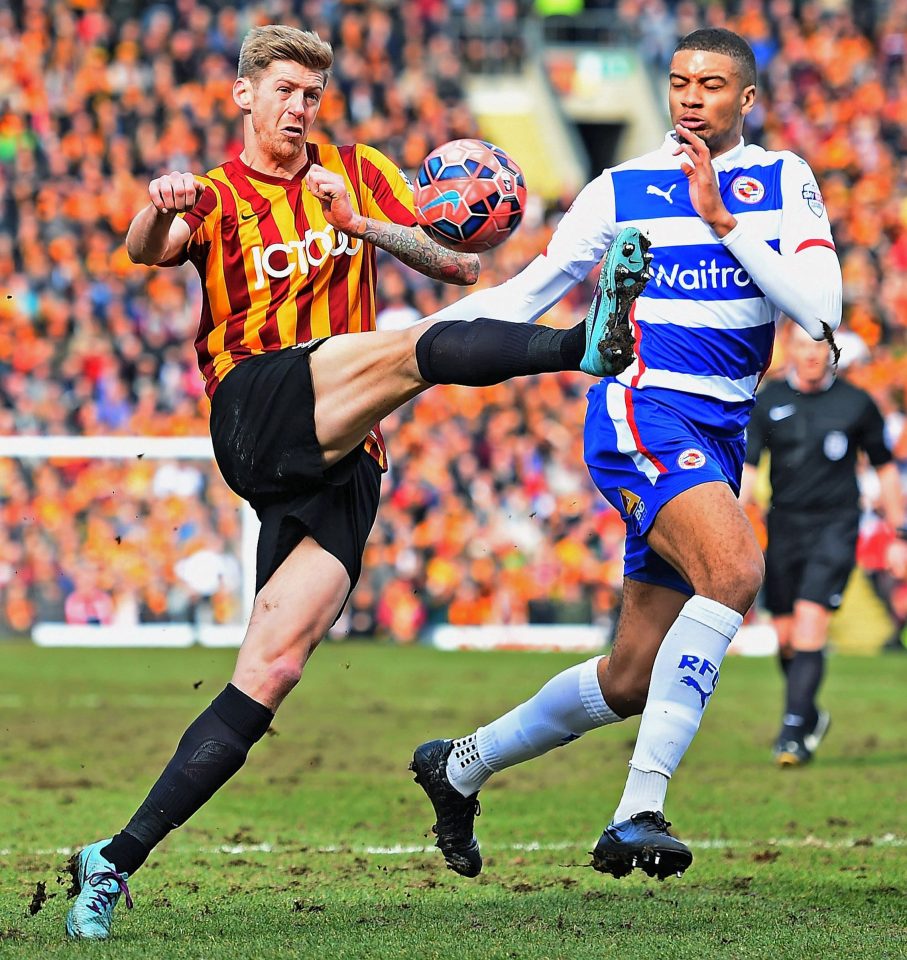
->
[768, 404, 796, 421]
[241, 212, 257, 220]
[421, 190, 462, 213]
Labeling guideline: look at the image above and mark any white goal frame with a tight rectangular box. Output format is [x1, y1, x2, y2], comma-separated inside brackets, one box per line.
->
[0, 435, 257, 647]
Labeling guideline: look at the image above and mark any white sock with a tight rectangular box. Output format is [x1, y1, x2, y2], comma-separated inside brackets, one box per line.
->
[612, 595, 742, 823]
[447, 657, 621, 797]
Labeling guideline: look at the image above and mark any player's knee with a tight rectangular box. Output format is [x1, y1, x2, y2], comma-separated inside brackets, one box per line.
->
[601, 673, 649, 718]
[732, 550, 764, 609]
[262, 654, 305, 698]
[699, 551, 764, 614]
[256, 632, 320, 701]
[246, 601, 327, 698]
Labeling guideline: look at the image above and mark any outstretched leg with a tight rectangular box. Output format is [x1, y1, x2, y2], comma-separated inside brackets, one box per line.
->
[310, 227, 651, 467]
[309, 318, 587, 465]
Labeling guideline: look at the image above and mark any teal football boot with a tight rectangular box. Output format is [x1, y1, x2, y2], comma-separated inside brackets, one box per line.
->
[580, 227, 652, 377]
[65, 839, 133, 940]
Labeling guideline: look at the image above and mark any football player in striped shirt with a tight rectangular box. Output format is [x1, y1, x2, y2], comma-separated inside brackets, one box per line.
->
[65, 24, 650, 939]
[410, 28, 844, 882]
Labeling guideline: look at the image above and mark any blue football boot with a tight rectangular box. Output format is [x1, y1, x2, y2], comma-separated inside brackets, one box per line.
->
[591, 811, 692, 880]
[410, 739, 482, 877]
[580, 227, 652, 377]
[65, 839, 133, 940]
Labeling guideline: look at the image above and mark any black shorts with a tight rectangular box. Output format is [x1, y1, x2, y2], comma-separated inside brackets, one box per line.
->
[764, 509, 859, 615]
[210, 346, 382, 593]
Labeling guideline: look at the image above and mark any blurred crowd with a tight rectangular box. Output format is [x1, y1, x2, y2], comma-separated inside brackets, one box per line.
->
[0, 0, 904, 642]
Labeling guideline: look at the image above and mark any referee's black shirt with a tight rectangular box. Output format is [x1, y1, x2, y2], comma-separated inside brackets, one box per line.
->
[745, 377, 893, 514]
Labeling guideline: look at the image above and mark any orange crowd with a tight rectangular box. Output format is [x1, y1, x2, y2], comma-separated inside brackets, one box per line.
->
[0, 0, 904, 641]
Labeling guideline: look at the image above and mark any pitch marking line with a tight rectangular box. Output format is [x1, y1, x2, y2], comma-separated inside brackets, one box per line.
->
[2, 835, 904, 859]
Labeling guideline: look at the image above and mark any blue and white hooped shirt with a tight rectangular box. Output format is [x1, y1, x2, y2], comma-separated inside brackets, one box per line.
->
[543, 135, 837, 432]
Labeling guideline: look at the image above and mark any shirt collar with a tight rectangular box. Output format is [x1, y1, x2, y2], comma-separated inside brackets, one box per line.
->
[786, 370, 836, 394]
[661, 133, 746, 171]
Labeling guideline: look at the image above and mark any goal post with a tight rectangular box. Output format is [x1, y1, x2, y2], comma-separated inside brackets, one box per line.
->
[0, 435, 257, 647]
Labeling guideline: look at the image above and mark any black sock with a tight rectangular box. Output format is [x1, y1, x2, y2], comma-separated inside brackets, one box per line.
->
[102, 684, 273, 875]
[781, 650, 825, 737]
[416, 319, 585, 386]
[777, 650, 792, 677]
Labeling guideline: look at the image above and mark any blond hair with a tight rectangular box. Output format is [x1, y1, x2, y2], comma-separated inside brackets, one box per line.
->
[238, 25, 333, 84]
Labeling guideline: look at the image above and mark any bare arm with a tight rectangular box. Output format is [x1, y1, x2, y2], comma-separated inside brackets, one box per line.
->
[877, 462, 905, 531]
[738, 462, 759, 507]
[305, 164, 478, 285]
[126, 206, 191, 265]
[126, 172, 204, 266]
[877, 462, 907, 579]
[355, 217, 479, 285]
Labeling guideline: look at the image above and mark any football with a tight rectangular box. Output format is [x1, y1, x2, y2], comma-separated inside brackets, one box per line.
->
[413, 138, 527, 253]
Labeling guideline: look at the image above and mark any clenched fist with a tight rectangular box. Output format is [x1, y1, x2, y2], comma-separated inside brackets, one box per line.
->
[305, 164, 364, 234]
[149, 171, 206, 215]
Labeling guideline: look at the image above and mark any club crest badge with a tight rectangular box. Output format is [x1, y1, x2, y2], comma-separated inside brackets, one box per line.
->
[823, 431, 848, 461]
[731, 175, 765, 204]
[677, 448, 706, 470]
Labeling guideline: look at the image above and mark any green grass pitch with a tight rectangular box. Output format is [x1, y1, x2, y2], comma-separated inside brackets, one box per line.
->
[0, 642, 905, 959]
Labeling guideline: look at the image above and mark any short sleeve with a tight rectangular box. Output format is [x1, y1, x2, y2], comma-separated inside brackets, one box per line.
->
[356, 145, 418, 227]
[542, 172, 618, 281]
[182, 181, 219, 241]
[745, 392, 769, 465]
[857, 393, 894, 467]
[778, 153, 836, 257]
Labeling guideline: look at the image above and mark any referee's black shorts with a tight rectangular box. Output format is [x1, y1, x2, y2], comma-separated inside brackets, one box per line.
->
[763, 508, 860, 615]
[209, 345, 382, 595]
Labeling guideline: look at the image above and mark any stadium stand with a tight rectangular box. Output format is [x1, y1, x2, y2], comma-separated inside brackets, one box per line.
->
[0, 0, 904, 641]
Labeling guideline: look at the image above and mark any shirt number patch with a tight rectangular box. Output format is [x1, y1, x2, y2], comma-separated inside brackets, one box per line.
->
[801, 182, 825, 217]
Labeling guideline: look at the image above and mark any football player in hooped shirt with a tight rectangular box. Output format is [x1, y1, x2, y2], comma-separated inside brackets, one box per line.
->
[64, 24, 652, 939]
[410, 28, 843, 881]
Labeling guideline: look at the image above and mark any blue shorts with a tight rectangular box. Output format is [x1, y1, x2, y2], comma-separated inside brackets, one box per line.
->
[584, 382, 747, 595]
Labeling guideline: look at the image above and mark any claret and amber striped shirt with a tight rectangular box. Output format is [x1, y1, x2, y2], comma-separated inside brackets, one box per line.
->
[171, 141, 417, 468]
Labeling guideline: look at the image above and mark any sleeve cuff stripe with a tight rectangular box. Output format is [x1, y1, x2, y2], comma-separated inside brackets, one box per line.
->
[795, 239, 836, 253]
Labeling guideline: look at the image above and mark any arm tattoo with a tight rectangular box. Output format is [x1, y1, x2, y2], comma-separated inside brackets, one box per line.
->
[359, 218, 479, 285]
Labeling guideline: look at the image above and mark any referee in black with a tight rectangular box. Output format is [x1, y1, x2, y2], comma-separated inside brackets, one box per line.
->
[741, 324, 907, 766]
